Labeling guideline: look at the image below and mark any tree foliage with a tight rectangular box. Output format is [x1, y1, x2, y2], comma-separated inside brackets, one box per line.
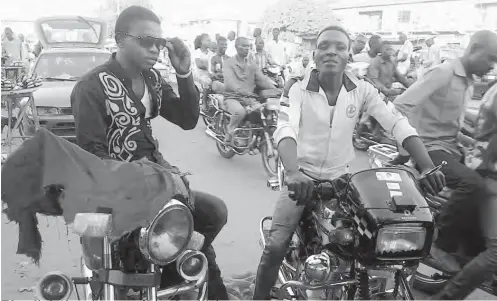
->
[261, 0, 340, 37]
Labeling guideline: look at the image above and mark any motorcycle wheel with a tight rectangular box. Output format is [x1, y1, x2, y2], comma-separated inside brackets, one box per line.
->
[260, 141, 278, 177]
[214, 115, 236, 159]
[413, 270, 448, 295]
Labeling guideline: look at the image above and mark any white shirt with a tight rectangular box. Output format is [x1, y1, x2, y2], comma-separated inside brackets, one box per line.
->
[226, 40, 237, 57]
[141, 81, 152, 118]
[397, 40, 413, 75]
[193, 48, 212, 75]
[274, 68, 418, 180]
[266, 39, 287, 66]
[352, 52, 375, 64]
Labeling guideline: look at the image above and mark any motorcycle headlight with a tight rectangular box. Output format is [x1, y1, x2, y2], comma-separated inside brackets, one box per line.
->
[376, 226, 426, 254]
[139, 199, 194, 265]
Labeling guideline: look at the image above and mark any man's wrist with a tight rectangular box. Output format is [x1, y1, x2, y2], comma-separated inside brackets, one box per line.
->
[176, 69, 192, 78]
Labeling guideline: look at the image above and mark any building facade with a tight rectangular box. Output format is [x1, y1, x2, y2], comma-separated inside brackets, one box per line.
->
[330, 0, 497, 32]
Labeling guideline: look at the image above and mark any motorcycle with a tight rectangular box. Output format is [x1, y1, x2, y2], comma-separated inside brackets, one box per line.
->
[205, 92, 280, 177]
[35, 174, 209, 301]
[367, 143, 497, 297]
[260, 158, 438, 300]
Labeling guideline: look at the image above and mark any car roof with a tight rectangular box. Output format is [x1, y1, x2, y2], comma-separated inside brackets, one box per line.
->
[40, 48, 111, 54]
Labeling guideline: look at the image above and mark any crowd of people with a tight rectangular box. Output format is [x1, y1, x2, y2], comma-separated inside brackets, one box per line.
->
[2, 4, 497, 300]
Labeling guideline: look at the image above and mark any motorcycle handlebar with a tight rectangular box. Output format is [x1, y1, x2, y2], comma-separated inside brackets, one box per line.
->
[287, 169, 340, 201]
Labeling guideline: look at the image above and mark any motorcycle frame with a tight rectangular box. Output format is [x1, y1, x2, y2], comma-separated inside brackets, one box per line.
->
[71, 236, 208, 301]
[259, 216, 417, 300]
[213, 107, 276, 156]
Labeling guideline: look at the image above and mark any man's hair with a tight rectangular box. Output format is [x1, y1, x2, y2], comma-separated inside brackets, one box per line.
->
[255, 36, 264, 43]
[235, 37, 249, 47]
[368, 35, 381, 47]
[4, 27, 12, 33]
[217, 36, 227, 43]
[317, 25, 351, 45]
[114, 6, 161, 40]
[194, 33, 210, 50]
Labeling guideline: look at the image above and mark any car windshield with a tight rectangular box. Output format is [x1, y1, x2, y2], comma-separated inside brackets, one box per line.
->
[34, 52, 110, 80]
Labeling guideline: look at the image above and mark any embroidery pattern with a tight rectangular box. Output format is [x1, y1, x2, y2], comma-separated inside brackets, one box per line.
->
[99, 72, 141, 161]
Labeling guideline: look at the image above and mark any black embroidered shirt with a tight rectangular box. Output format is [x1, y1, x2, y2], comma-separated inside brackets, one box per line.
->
[71, 53, 199, 162]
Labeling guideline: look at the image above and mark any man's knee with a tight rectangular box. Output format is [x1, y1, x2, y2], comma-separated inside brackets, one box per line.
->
[263, 230, 292, 261]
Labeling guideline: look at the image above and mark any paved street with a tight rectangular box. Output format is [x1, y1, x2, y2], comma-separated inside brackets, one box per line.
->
[1, 117, 493, 299]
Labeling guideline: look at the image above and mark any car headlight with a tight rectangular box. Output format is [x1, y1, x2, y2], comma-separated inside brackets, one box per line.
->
[139, 199, 194, 265]
[37, 107, 61, 116]
[376, 226, 426, 254]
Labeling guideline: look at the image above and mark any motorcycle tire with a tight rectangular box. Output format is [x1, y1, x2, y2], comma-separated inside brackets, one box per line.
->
[260, 142, 278, 177]
[214, 115, 236, 159]
[216, 141, 236, 159]
[413, 271, 448, 295]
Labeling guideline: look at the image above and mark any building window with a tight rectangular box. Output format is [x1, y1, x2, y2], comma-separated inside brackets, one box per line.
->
[359, 11, 383, 31]
[398, 10, 411, 23]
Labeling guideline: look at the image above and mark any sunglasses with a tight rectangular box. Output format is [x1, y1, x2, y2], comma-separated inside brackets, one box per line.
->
[124, 33, 167, 50]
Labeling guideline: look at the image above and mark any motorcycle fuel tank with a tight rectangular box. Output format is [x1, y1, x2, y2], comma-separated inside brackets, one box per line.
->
[347, 168, 433, 225]
[344, 168, 434, 263]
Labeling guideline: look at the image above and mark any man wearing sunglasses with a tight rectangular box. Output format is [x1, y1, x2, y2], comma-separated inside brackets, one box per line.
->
[71, 6, 229, 300]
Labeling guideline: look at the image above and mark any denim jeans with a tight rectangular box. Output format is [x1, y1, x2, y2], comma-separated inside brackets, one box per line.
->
[253, 187, 305, 300]
[429, 150, 497, 299]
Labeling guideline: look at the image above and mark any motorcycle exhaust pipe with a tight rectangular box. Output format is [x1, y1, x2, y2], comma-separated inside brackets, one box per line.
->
[205, 128, 224, 144]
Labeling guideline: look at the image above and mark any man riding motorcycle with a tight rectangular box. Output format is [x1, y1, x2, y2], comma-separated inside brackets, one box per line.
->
[70, 6, 229, 300]
[252, 25, 445, 300]
[395, 30, 497, 300]
[222, 37, 279, 144]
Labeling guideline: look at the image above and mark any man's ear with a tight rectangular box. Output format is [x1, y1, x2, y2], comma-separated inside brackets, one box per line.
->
[115, 32, 125, 48]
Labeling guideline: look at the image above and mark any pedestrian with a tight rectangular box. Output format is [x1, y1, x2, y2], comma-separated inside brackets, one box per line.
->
[2, 27, 23, 66]
[226, 31, 237, 57]
[70, 6, 228, 299]
[352, 34, 367, 55]
[266, 27, 287, 67]
[396, 33, 414, 76]
[418, 36, 441, 78]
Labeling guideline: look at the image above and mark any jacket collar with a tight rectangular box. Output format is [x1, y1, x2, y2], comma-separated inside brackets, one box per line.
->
[452, 58, 475, 84]
[302, 68, 358, 93]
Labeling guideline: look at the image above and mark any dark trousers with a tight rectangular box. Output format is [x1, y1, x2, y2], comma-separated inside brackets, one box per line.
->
[152, 155, 229, 299]
[429, 150, 487, 251]
[429, 150, 497, 299]
[192, 191, 229, 300]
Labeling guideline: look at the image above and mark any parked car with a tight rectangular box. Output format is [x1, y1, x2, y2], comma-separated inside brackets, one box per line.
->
[20, 16, 111, 141]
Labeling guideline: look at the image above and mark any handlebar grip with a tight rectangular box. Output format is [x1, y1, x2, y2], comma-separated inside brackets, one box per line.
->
[280, 102, 289, 107]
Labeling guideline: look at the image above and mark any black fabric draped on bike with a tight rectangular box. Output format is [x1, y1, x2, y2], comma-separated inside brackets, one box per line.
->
[1, 128, 191, 263]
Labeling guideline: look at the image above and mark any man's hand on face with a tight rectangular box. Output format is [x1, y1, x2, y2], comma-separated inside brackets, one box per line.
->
[419, 169, 446, 196]
[286, 170, 314, 206]
[166, 38, 191, 75]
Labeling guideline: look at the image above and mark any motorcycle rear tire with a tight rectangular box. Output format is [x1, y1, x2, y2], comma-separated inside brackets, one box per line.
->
[260, 142, 278, 177]
[216, 141, 236, 159]
[413, 271, 447, 295]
